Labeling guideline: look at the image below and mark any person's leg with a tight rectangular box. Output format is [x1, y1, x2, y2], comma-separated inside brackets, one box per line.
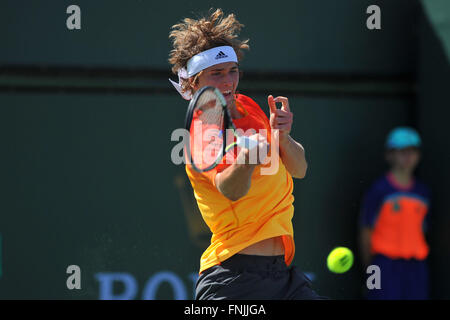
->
[195, 264, 240, 300]
[195, 254, 323, 300]
[195, 254, 282, 300]
[286, 266, 326, 300]
[401, 259, 429, 300]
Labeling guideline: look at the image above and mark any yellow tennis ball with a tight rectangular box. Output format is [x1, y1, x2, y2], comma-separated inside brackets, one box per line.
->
[327, 247, 354, 273]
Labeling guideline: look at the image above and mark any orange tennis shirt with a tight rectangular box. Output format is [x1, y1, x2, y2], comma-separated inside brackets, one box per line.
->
[185, 94, 295, 274]
[360, 173, 431, 260]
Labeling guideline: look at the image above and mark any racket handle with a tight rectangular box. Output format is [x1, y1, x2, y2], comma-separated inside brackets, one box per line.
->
[236, 136, 258, 150]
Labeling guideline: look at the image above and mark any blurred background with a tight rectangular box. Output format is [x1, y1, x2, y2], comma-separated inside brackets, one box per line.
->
[0, 0, 449, 299]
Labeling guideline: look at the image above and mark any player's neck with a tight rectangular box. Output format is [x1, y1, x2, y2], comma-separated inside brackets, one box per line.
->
[388, 169, 414, 188]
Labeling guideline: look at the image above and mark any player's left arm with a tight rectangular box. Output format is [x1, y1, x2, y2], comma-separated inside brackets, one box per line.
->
[268, 95, 307, 179]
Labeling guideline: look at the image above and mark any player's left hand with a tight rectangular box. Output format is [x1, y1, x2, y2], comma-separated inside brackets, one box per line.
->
[268, 95, 293, 143]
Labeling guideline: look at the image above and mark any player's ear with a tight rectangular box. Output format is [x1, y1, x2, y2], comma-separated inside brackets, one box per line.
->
[189, 71, 203, 93]
[185, 78, 196, 95]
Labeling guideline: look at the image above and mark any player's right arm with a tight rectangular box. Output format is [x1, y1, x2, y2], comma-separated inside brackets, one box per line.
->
[215, 159, 255, 201]
[215, 134, 268, 201]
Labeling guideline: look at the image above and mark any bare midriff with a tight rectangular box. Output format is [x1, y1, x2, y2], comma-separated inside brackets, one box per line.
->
[238, 236, 285, 256]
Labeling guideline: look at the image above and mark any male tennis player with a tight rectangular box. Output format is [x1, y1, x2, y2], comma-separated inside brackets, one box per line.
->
[169, 8, 322, 299]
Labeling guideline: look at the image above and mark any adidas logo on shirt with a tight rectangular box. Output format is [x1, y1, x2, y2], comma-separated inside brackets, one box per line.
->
[215, 51, 228, 59]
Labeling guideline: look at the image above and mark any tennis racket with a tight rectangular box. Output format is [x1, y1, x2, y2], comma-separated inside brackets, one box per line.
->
[184, 86, 258, 172]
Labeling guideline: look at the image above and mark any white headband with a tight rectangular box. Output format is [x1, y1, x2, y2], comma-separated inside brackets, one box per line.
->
[169, 46, 238, 100]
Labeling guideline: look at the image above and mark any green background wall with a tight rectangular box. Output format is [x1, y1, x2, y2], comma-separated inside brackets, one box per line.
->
[0, 0, 449, 299]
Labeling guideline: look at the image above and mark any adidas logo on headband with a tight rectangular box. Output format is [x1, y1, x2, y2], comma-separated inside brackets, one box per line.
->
[215, 51, 228, 59]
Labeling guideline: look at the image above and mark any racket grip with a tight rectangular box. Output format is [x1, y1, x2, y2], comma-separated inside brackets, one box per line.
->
[236, 136, 258, 150]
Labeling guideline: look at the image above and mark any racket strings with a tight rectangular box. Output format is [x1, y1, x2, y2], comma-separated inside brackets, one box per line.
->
[189, 89, 226, 171]
[195, 92, 224, 127]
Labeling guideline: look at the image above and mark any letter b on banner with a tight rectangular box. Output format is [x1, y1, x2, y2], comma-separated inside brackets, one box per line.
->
[95, 273, 138, 300]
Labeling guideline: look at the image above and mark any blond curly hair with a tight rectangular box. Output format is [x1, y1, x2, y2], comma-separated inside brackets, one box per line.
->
[168, 8, 249, 93]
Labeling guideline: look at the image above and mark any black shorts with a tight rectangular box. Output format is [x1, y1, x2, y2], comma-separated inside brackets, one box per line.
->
[195, 254, 324, 300]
